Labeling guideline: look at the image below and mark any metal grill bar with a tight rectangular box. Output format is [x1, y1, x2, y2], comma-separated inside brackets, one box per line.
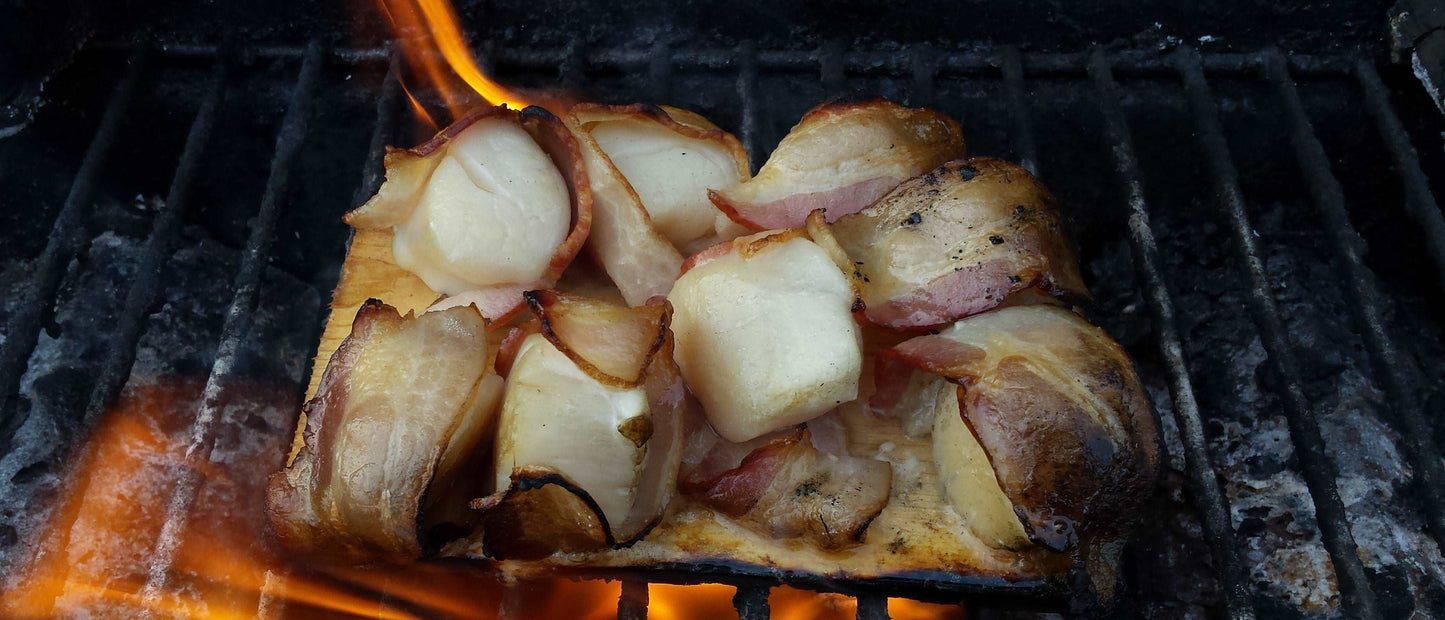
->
[95, 41, 1355, 79]
[79, 53, 228, 430]
[1086, 47, 1257, 620]
[856, 594, 889, 620]
[1167, 47, 1276, 619]
[1183, 47, 1387, 618]
[139, 40, 324, 603]
[1000, 46, 1038, 175]
[562, 38, 587, 92]
[909, 43, 935, 107]
[1268, 48, 1445, 559]
[733, 585, 770, 620]
[1354, 59, 1445, 292]
[617, 580, 648, 620]
[820, 40, 845, 93]
[353, 54, 403, 208]
[737, 41, 762, 171]
[649, 41, 673, 102]
[0, 45, 146, 448]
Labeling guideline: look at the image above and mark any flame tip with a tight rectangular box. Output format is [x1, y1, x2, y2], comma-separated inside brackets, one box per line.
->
[380, 0, 533, 123]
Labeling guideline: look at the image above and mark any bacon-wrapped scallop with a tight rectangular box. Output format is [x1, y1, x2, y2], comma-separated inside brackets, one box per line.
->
[567, 104, 751, 305]
[810, 158, 1088, 331]
[709, 98, 964, 230]
[474, 291, 687, 558]
[345, 106, 592, 323]
[884, 304, 1161, 595]
[267, 301, 504, 560]
[678, 414, 891, 550]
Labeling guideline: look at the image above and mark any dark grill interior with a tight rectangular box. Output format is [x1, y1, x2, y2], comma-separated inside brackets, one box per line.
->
[4, 2, 1445, 617]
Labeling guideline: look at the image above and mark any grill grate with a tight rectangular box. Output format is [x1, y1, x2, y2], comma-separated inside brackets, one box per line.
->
[0, 46, 147, 451]
[1088, 47, 1263, 620]
[4, 36, 1445, 618]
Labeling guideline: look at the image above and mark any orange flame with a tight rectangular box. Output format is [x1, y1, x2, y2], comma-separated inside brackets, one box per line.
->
[376, 0, 529, 122]
[0, 380, 449, 619]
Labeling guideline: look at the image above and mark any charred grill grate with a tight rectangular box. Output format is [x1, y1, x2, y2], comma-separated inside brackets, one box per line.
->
[3, 35, 1445, 619]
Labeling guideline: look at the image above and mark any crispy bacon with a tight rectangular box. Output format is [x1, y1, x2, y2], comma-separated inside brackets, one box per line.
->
[567, 104, 750, 305]
[682, 423, 891, 550]
[475, 293, 686, 558]
[346, 106, 592, 322]
[709, 98, 964, 230]
[668, 230, 864, 442]
[267, 301, 503, 560]
[813, 158, 1088, 331]
[886, 305, 1160, 594]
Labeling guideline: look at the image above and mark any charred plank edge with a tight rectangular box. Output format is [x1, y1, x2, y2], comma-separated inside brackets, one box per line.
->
[137, 39, 325, 606]
[297, 50, 402, 403]
[562, 562, 1067, 608]
[1088, 47, 1259, 620]
[0, 44, 146, 452]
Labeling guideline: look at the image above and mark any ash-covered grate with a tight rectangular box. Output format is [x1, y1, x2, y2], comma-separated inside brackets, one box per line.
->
[2, 34, 1445, 619]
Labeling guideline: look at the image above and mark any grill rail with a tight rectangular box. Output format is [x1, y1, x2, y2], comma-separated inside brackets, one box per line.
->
[1089, 47, 1262, 620]
[5, 36, 1444, 618]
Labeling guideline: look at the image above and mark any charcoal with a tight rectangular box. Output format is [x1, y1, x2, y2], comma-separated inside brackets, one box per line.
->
[0, 226, 319, 587]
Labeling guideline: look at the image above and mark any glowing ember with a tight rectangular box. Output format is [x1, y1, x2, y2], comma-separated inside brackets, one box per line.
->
[651, 583, 738, 619]
[769, 586, 964, 620]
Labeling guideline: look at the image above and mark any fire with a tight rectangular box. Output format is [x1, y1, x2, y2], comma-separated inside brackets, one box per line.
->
[375, 0, 529, 121]
[0, 379, 455, 619]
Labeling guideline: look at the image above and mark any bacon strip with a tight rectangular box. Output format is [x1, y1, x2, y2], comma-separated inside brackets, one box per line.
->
[710, 98, 964, 230]
[567, 104, 750, 305]
[681, 423, 891, 550]
[815, 158, 1088, 331]
[267, 301, 503, 560]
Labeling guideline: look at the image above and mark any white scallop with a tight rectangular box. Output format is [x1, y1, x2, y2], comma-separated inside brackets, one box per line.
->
[493, 334, 649, 527]
[667, 236, 863, 442]
[590, 118, 741, 247]
[393, 117, 571, 294]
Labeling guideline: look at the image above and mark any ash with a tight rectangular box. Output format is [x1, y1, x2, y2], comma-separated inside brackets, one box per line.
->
[1091, 196, 1445, 618]
[0, 221, 320, 586]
